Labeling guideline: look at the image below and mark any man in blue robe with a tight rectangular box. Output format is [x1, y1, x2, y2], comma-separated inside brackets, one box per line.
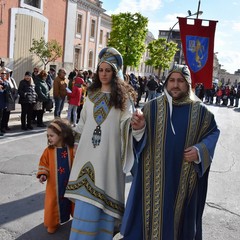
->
[122, 64, 220, 240]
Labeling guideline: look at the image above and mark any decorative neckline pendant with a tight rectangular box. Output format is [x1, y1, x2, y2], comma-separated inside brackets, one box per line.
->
[89, 90, 112, 148]
[92, 125, 101, 148]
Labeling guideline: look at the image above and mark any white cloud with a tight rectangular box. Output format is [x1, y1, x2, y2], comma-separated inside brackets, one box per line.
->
[138, 0, 163, 11]
[148, 12, 193, 38]
[232, 22, 240, 32]
[108, 0, 163, 14]
[214, 21, 240, 73]
[233, 1, 240, 5]
[218, 50, 240, 73]
[105, 0, 164, 38]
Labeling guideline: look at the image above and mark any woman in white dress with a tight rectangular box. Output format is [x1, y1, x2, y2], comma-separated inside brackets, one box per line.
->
[65, 47, 136, 240]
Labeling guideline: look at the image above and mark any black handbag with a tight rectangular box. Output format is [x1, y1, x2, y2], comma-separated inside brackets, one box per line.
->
[45, 98, 54, 111]
[6, 89, 14, 104]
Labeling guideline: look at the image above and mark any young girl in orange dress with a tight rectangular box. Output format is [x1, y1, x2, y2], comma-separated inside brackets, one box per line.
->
[37, 119, 75, 234]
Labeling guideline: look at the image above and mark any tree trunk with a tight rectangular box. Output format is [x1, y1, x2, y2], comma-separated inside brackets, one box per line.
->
[123, 65, 127, 75]
[158, 67, 162, 78]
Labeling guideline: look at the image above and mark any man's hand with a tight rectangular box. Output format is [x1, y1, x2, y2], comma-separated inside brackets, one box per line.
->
[131, 109, 145, 130]
[184, 147, 198, 162]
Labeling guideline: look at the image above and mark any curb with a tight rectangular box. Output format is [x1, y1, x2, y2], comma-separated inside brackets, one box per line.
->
[8, 106, 69, 127]
[9, 111, 54, 122]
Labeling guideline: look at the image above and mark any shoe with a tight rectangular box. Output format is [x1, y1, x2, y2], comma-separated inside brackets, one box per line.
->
[21, 126, 28, 131]
[0, 132, 4, 136]
[37, 124, 46, 127]
[27, 126, 33, 130]
[47, 226, 58, 234]
[1, 129, 6, 133]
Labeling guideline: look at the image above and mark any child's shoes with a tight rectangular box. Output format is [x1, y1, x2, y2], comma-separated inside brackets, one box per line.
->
[47, 226, 58, 234]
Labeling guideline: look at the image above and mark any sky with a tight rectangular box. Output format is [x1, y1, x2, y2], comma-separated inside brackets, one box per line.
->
[102, 0, 240, 74]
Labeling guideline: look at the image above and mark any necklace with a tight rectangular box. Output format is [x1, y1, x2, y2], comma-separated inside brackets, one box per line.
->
[89, 90, 112, 148]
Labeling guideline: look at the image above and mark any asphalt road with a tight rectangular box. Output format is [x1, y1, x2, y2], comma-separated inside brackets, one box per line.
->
[0, 104, 240, 240]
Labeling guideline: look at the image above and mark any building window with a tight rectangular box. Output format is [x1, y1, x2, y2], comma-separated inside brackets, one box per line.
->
[88, 51, 93, 68]
[75, 48, 81, 70]
[24, 0, 40, 8]
[76, 14, 82, 35]
[159, 31, 167, 37]
[99, 30, 103, 45]
[90, 19, 96, 38]
[20, 0, 43, 13]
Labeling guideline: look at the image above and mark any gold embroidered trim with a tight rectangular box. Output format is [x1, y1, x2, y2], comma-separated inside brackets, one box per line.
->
[88, 90, 112, 126]
[66, 162, 124, 214]
[173, 102, 199, 238]
[143, 97, 166, 239]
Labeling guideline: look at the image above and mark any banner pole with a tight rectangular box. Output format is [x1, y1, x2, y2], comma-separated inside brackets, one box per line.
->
[196, 0, 201, 19]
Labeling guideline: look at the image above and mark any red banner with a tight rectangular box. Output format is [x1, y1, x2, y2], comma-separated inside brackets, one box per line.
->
[178, 17, 218, 89]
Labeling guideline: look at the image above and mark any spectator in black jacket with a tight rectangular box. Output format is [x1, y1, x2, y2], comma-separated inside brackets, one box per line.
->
[147, 75, 158, 101]
[46, 67, 55, 91]
[18, 71, 38, 130]
[0, 67, 18, 132]
[34, 70, 50, 127]
[234, 84, 240, 107]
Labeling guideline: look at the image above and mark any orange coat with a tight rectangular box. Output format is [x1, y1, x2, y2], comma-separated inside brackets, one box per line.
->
[37, 146, 74, 229]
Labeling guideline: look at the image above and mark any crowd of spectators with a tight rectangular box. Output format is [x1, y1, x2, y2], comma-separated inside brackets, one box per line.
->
[0, 67, 92, 136]
[1, 66, 239, 138]
[195, 83, 240, 108]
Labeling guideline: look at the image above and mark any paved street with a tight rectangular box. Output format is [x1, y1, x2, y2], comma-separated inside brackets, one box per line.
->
[0, 103, 240, 239]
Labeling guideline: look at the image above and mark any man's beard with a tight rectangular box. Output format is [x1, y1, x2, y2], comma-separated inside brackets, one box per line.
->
[168, 89, 189, 100]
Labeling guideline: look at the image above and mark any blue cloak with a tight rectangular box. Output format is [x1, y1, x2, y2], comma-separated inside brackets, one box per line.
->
[121, 95, 220, 240]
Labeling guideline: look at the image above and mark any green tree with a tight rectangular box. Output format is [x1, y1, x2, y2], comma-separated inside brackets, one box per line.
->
[146, 38, 178, 77]
[108, 12, 148, 74]
[29, 37, 63, 70]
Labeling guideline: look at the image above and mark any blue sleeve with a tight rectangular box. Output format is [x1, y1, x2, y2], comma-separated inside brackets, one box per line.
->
[194, 126, 220, 177]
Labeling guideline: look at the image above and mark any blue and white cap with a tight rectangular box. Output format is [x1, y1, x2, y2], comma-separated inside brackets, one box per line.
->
[98, 47, 124, 80]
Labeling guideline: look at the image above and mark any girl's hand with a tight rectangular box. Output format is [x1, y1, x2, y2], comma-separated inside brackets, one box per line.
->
[131, 109, 145, 130]
[39, 175, 47, 184]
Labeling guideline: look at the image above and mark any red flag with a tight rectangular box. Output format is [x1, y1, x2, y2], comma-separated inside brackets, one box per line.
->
[178, 17, 218, 89]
